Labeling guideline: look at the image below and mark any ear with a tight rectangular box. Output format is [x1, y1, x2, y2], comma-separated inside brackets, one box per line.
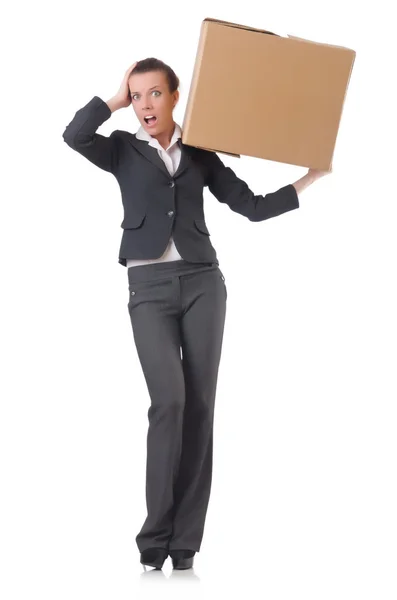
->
[173, 90, 180, 107]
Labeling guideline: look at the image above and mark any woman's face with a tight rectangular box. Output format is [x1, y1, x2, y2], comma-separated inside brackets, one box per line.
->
[128, 70, 179, 135]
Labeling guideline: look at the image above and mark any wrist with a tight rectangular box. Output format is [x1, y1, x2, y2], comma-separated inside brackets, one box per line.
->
[106, 97, 122, 113]
[292, 172, 315, 195]
[304, 169, 318, 185]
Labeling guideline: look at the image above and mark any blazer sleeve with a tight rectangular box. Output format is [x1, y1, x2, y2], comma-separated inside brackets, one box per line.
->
[204, 151, 299, 222]
[62, 96, 120, 174]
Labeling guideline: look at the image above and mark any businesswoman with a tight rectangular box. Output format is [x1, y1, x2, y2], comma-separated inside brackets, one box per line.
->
[62, 58, 330, 571]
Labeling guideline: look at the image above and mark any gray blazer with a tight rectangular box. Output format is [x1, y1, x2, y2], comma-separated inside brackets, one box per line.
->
[62, 95, 300, 267]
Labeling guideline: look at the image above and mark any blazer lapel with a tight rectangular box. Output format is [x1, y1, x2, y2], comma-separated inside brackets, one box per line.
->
[127, 134, 192, 179]
[173, 139, 192, 178]
[127, 134, 170, 177]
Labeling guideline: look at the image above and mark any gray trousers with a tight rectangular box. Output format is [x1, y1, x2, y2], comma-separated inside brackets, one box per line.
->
[127, 259, 227, 553]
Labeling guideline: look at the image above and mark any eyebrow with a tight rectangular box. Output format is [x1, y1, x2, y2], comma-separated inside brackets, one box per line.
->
[131, 85, 161, 94]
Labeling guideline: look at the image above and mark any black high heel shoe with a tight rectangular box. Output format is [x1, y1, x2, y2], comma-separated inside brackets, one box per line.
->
[140, 547, 168, 569]
[169, 549, 195, 570]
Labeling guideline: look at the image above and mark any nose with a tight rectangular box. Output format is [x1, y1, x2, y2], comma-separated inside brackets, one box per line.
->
[143, 97, 153, 110]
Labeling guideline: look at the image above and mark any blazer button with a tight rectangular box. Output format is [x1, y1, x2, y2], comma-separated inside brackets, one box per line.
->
[167, 210, 174, 217]
[169, 181, 175, 187]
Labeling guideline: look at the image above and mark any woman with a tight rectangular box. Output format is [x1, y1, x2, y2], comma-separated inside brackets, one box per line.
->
[62, 58, 330, 571]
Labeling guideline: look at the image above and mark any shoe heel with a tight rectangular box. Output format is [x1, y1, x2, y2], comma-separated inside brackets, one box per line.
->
[140, 548, 168, 569]
[169, 550, 195, 570]
[171, 556, 194, 569]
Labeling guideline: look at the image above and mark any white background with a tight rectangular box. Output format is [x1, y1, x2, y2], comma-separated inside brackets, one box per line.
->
[1, 0, 396, 598]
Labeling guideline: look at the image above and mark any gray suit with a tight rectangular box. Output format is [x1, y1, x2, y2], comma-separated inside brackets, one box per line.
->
[62, 95, 300, 553]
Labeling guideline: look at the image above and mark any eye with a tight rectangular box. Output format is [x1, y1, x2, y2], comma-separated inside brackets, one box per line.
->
[132, 94, 139, 101]
[152, 90, 161, 97]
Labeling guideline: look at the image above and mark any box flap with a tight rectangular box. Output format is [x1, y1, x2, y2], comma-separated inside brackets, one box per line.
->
[287, 33, 356, 53]
[204, 17, 280, 37]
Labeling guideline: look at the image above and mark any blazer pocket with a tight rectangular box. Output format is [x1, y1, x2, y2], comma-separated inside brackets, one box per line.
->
[194, 218, 210, 236]
[120, 213, 146, 229]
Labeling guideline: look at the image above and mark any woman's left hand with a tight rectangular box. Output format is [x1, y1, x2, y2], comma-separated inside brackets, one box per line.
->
[292, 166, 333, 195]
[307, 167, 333, 182]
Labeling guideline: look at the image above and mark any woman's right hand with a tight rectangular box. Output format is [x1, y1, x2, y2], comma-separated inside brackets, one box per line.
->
[112, 62, 138, 109]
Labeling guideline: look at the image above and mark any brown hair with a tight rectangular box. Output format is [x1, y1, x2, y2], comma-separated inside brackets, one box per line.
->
[130, 58, 179, 93]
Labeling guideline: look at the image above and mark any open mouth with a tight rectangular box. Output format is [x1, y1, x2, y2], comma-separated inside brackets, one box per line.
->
[144, 115, 157, 127]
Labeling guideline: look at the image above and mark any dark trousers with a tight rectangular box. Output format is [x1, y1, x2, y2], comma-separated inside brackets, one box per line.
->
[127, 259, 227, 553]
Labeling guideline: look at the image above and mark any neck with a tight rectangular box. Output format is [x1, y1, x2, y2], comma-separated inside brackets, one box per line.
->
[154, 122, 176, 150]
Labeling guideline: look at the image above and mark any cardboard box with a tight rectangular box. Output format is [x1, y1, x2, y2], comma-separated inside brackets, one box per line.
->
[182, 18, 356, 170]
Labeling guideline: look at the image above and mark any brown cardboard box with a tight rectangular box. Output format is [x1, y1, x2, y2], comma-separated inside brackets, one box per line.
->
[182, 18, 356, 170]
